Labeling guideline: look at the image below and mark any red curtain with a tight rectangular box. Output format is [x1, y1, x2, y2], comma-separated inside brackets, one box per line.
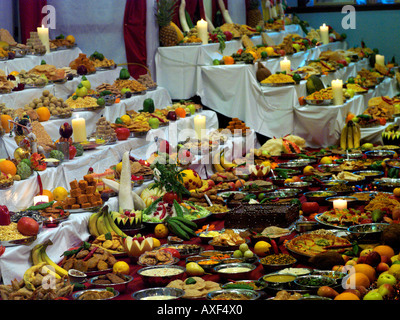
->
[19, 0, 47, 44]
[172, 0, 201, 29]
[123, 0, 148, 79]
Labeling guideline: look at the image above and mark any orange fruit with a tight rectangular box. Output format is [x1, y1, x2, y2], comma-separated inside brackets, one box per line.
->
[154, 223, 169, 238]
[175, 107, 186, 118]
[0, 160, 17, 176]
[353, 263, 376, 283]
[291, 176, 301, 182]
[235, 179, 245, 189]
[38, 189, 54, 202]
[344, 272, 370, 290]
[222, 56, 235, 65]
[394, 188, 400, 197]
[373, 245, 395, 259]
[334, 292, 360, 300]
[0, 114, 13, 133]
[284, 178, 294, 183]
[36, 107, 51, 122]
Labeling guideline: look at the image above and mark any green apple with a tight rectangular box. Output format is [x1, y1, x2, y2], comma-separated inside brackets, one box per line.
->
[187, 104, 196, 115]
[239, 243, 249, 252]
[244, 250, 254, 258]
[345, 57, 351, 65]
[233, 250, 243, 258]
[377, 273, 397, 287]
[351, 116, 359, 123]
[377, 283, 395, 297]
[346, 88, 355, 98]
[292, 43, 301, 52]
[363, 289, 383, 300]
[148, 117, 160, 129]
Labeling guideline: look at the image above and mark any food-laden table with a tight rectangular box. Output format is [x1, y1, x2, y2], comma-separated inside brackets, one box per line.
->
[155, 24, 305, 100]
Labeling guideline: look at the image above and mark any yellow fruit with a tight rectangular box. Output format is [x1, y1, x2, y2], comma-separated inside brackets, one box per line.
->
[353, 263, 376, 283]
[120, 115, 131, 125]
[186, 262, 205, 276]
[266, 46, 275, 55]
[154, 223, 169, 238]
[115, 162, 123, 173]
[254, 241, 271, 257]
[320, 156, 333, 164]
[388, 264, 400, 280]
[334, 292, 360, 300]
[38, 189, 54, 202]
[36, 107, 51, 122]
[344, 272, 370, 289]
[0, 160, 17, 176]
[152, 238, 161, 248]
[112, 261, 130, 275]
[373, 245, 395, 259]
[303, 165, 314, 176]
[53, 187, 69, 201]
[66, 35, 75, 44]
[394, 188, 400, 197]
[359, 248, 373, 257]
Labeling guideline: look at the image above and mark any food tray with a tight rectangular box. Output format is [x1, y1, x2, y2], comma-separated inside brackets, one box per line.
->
[305, 99, 332, 105]
[96, 64, 117, 71]
[261, 82, 295, 87]
[72, 105, 104, 112]
[0, 235, 37, 247]
[68, 205, 102, 214]
[178, 42, 202, 46]
[146, 85, 158, 91]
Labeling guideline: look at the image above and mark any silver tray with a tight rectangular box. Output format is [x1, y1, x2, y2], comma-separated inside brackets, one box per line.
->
[72, 105, 104, 112]
[305, 99, 332, 105]
[146, 85, 158, 91]
[0, 235, 37, 247]
[68, 205, 102, 214]
[96, 64, 117, 71]
[178, 42, 202, 46]
[261, 81, 295, 87]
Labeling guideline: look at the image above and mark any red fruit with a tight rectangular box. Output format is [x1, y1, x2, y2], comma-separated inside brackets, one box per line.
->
[365, 251, 381, 267]
[69, 145, 77, 160]
[161, 248, 180, 259]
[17, 217, 39, 236]
[59, 122, 73, 139]
[159, 140, 170, 154]
[115, 127, 130, 140]
[163, 192, 180, 204]
[301, 202, 320, 215]
[380, 255, 392, 266]
[0, 205, 11, 226]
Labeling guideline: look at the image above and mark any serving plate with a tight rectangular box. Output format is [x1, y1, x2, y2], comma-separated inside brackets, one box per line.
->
[68, 205, 102, 214]
[261, 81, 295, 87]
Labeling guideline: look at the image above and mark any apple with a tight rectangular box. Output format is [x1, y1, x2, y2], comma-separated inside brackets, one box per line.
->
[377, 283, 395, 298]
[365, 251, 381, 267]
[207, 180, 215, 187]
[345, 57, 351, 65]
[115, 127, 130, 140]
[376, 262, 390, 273]
[301, 202, 319, 215]
[187, 104, 196, 115]
[363, 289, 383, 300]
[121, 88, 131, 95]
[377, 273, 397, 287]
[346, 88, 355, 98]
[380, 255, 392, 266]
[148, 117, 160, 129]
[167, 111, 177, 121]
[292, 43, 301, 52]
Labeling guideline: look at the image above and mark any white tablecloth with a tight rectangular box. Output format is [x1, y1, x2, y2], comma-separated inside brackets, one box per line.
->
[155, 25, 305, 100]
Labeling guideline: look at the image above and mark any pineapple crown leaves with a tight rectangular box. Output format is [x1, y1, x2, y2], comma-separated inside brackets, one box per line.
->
[249, 0, 261, 9]
[155, 0, 178, 27]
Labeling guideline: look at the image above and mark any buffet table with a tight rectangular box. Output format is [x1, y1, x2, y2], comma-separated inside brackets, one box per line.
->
[155, 24, 305, 100]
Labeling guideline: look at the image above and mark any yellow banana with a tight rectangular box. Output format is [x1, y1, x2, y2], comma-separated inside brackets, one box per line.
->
[104, 210, 127, 237]
[96, 212, 109, 235]
[31, 244, 44, 265]
[340, 124, 348, 150]
[88, 211, 100, 237]
[40, 263, 62, 279]
[41, 241, 68, 277]
[23, 262, 46, 291]
[220, 153, 237, 169]
[212, 150, 225, 172]
[347, 122, 354, 149]
[353, 123, 361, 148]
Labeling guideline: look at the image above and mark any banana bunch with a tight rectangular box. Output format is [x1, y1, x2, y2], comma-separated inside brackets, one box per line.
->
[166, 216, 198, 241]
[88, 206, 127, 238]
[212, 150, 237, 172]
[23, 262, 48, 291]
[340, 120, 361, 150]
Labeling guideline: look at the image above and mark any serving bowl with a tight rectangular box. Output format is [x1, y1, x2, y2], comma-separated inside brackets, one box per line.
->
[311, 269, 347, 283]
[212, 262, 256, 280]
[284, 181, 311, 192]
[372, 178, 400, 191]
[294, 275, 337, 291]
[347, 223, 389, 243]
[303, 190, 337, 204]
[72, 288, 119, 300]
[207, 289, 261, 300]
[352, 170, 384, 181]
[137, 265, 185, 287]
[295, 221, 318, 233]
[221, 279, 268, 292]
[318, 163, 340, 173]
[208, 238, 250, 252]
[262, 272, 297, 287]
[89, 274, 133, 293]
[259, 254, 297, 272]
[68, 269, 87, 284]
[131, 287, 185, 300]
[365, 150, 396, 160]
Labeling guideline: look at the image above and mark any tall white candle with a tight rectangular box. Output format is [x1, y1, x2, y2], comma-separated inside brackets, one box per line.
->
[320, 23, 329, 45]
[194, 115, 206, 140]
[72, 116, 87, 143]
[197, 19, 208, 45]
[33, 195, 49, 205]
[333, 199, 347, 210]
[375, 54, 385, 66]
[332, 79, 343, 105]
[37, 25, 50, 53]
[280, 56, 291, 73]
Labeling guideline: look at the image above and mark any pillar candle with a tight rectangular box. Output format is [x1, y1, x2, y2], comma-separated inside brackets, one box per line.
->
[37, 25, 50, 53]
[33, 195, 49, 206]
[280, 56, 291, 73]
[72, 116, 87, 143]
[333, 199, 347, 210]
[194, 115, 206, 140]
[332, 79, 343, 105]
[320, 23, 329, 45]
[197, 19, 208, 45]
[376, 54, 385, 66]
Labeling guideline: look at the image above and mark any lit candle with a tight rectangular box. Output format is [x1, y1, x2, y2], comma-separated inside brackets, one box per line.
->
[33, 195, 49, 206]
[45, 217, 59, 228]
[37, 25, 50, 53]
[194, 115, 206, 140]
[320, 23, 329, 45]
[72, 116, 87, 143]
[333, 199, 347, 210]
[375, 54, 385, 66]
[280, 56, 291, 73]
[197, 19, 208, 45]
[331, 79, 344, 105]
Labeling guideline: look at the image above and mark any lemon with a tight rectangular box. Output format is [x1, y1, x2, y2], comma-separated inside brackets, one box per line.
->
[152, 237, 161, 248]
[320, 156, 332, 164]
[120, 115, 131, 125]
[66, 35, 75, 44]
[52, 186, 68, 201]
[303, 165, 315, 176]
[254, 241, 271, 257]
[113, 261, 130, 275]
[115, 162, 123, 173]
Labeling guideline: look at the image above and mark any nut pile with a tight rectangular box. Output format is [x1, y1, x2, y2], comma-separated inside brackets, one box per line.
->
[23, 90, 72, 118]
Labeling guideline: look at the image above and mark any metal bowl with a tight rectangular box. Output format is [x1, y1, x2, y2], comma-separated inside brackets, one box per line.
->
[365, 150, 396, 159]
[89, 274, 133, 293]
[132, 287, 185, 300]
[262, 272, 297, 287]
[318, 163, 340, 173]
[294, 275, 337, 290]
[259, 254, 297, 273]
[311, 269, 347, 283]
[209, 238, 250, 252]
[212, 262, 256, 280]
[298, 295, 332, 300]
[68, 269, 87, 284]
[284, 181, 311, 192]
[207, 289, 261, 300]
[372, 178, 400, 191]
[196, 258, 223, 271]
[222, 279, 268, 292]
[265, 189, 299, 199]
[72, 288, 119, 300]
[325, 196, 358, 207]
[303, 190, 337, 204]
[278, 159, 312, 170]
[296, 221, 318, 233]
[347, 223, 389, 243]
[353, 170, 384, 181]
[137, 265, 185, 287]
[323, 180, 349, 186]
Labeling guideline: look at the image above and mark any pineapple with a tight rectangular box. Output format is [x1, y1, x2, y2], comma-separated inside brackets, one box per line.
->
[247, 0, 263, 28]
[155, 0, 179, 47]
